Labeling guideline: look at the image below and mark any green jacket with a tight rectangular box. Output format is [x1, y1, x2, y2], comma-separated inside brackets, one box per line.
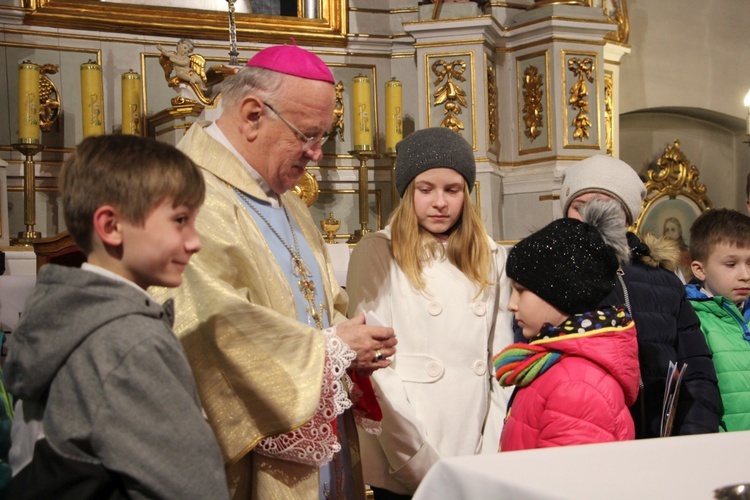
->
[686, 284, 750, 431]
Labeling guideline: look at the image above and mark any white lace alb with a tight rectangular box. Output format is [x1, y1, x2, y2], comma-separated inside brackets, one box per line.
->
[255, 327, 356, 466]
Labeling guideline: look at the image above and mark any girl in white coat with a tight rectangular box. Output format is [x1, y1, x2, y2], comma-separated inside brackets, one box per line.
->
[346, 127, 513, 499]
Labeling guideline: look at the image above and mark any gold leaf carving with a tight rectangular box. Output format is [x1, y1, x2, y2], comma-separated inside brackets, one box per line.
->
[39, 63, 61, 132]
[567, 57, 594, 142]
[522, 65, 544, 142]
[487, 63, 497, 146]
[329, 80, 345, 141]
[644, 140, 710, 209]
[432, 59, 467, 133]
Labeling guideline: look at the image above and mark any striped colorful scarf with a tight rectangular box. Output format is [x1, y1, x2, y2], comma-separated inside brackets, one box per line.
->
[493, 344, 563, 387]
[493, 306, 630, 387]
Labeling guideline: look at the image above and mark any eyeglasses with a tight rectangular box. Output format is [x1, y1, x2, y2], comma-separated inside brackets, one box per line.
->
[263, 101, 329, 152]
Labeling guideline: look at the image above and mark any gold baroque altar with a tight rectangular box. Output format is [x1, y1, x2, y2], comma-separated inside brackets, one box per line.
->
[1, 0, 635, 245]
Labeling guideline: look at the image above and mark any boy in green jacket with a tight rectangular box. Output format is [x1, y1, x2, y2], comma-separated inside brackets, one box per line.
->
[686, 208, 750, 431]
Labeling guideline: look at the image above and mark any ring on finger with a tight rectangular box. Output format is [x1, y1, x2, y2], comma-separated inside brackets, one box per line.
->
[374, 349, 384, 362]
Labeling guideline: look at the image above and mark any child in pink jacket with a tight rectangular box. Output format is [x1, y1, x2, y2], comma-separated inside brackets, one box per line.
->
[493, 199, 640, 451]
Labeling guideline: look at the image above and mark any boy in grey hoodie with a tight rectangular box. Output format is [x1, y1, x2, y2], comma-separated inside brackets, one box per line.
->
[5, 135, 229, 499]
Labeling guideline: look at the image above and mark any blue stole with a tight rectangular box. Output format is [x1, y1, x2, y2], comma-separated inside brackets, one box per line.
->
[237, 190, 354, 499]
[235, 191, 330, 330]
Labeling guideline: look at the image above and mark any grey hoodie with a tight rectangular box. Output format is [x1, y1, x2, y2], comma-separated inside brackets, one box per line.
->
[5, 264, 228, 499]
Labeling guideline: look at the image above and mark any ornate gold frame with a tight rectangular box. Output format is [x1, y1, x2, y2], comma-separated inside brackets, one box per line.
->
[633, 139, 712, 236]
[22, 0, 348, 47]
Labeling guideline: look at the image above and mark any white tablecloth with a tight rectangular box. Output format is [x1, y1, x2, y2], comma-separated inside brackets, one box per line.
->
[413, 431, 749, 499]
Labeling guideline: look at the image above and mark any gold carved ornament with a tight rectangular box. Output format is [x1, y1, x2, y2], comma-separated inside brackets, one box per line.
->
[432, 59, 467, 134]
[329, 80, 345, 141]
[603, 0, 630, 44]
[567, 57, 594, 142]
[39, 64, 61, 132]
[487, 63, 498, 146]
[522, 65, 544, 142]
[157, 43, 231, 107]
[292, 171, 320, 208]
[293, 85, 348, 208]
[604, 73, 613, 155]
[633, 139, 712, 231]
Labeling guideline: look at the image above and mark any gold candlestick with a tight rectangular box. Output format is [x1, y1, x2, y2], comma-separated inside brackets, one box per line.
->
[347, 150, 378, 244]
[11, 142, 44, 244]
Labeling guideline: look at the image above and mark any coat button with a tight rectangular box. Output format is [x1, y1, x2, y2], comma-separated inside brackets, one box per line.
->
[427, 301, 443, 316]
[426, 361, 443, 378]
[473, 360, 487, 376]
[472, 302, 486, 316]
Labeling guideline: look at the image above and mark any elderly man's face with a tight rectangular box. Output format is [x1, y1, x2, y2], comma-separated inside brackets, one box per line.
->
[257, 77, 335, 194]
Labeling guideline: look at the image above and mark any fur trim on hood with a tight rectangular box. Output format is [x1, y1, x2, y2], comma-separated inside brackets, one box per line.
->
[634, 232, 681, 272]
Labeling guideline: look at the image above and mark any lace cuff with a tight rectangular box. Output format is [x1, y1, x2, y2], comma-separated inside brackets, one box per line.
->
[255, 327, 356, 467]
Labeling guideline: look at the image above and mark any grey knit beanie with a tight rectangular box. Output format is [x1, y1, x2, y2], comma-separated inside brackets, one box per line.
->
[560, 155, 646, 224]
[395, 128, 476, 197]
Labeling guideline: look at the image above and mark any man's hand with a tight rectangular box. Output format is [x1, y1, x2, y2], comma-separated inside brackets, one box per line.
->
[336, 312, 396, 376]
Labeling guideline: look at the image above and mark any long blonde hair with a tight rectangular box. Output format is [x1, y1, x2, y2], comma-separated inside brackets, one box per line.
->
[390, 181, 493, 294]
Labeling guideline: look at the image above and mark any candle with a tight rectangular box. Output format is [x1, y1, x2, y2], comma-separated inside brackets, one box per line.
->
[352, 74, 373, 151]
[744, 89, 750, 135]
[17, 61, 41, 144]
[81, 61, 105, 137]
[121, 71, 142, 136]
[385, 77, 403, 153]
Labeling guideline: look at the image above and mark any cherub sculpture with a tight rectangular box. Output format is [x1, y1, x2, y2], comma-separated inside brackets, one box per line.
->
[157, 38, 211, 104]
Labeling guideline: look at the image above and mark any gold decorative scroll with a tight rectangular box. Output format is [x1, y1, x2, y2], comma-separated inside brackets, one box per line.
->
[567, 57, 594, 142]
[292, 171, 320, 207]
[432, 59, 467, 134]
[329, 80, 345, 141]
[487, 61, 498, 146]
[603, 0, 630, 44]
[642, 140, 711, 210]
[522, 65, 544, 142]
[605, 72, 613, 155]
[39, 63, 60, 132]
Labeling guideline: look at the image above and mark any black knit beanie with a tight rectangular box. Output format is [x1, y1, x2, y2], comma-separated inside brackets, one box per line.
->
[395, 127, 476, 197]
[507, 218, 620, 314]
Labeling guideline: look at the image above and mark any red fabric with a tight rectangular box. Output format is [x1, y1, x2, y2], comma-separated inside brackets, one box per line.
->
[500, 323, 639, 451]
[349, 371, 383, 422]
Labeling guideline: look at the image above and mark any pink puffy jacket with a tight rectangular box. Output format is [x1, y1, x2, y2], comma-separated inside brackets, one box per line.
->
[500, 323, 639, 451]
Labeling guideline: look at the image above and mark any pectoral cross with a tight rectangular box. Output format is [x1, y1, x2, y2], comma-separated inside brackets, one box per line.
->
[293, 255, 327, 330]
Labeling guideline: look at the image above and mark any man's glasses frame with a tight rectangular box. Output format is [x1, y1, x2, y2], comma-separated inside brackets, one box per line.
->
[263, 101, 329, 152]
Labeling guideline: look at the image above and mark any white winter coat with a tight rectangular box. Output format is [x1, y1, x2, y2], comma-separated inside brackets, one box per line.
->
[346, 226, 513, 495]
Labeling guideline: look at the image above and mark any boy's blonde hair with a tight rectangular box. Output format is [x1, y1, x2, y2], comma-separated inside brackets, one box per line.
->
[690, 208, 750, 263]
[59, 134, 205, 254]
[390, 181, 492, 294]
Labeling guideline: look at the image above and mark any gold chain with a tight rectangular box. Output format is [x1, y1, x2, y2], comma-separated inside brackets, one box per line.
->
[235, 188, 327, 329]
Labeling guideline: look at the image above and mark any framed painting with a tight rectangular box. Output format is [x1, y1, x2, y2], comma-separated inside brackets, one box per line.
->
[21, 0, 348, 47]
[637, 194, 702, 250]
[633, 139, 712, 280]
